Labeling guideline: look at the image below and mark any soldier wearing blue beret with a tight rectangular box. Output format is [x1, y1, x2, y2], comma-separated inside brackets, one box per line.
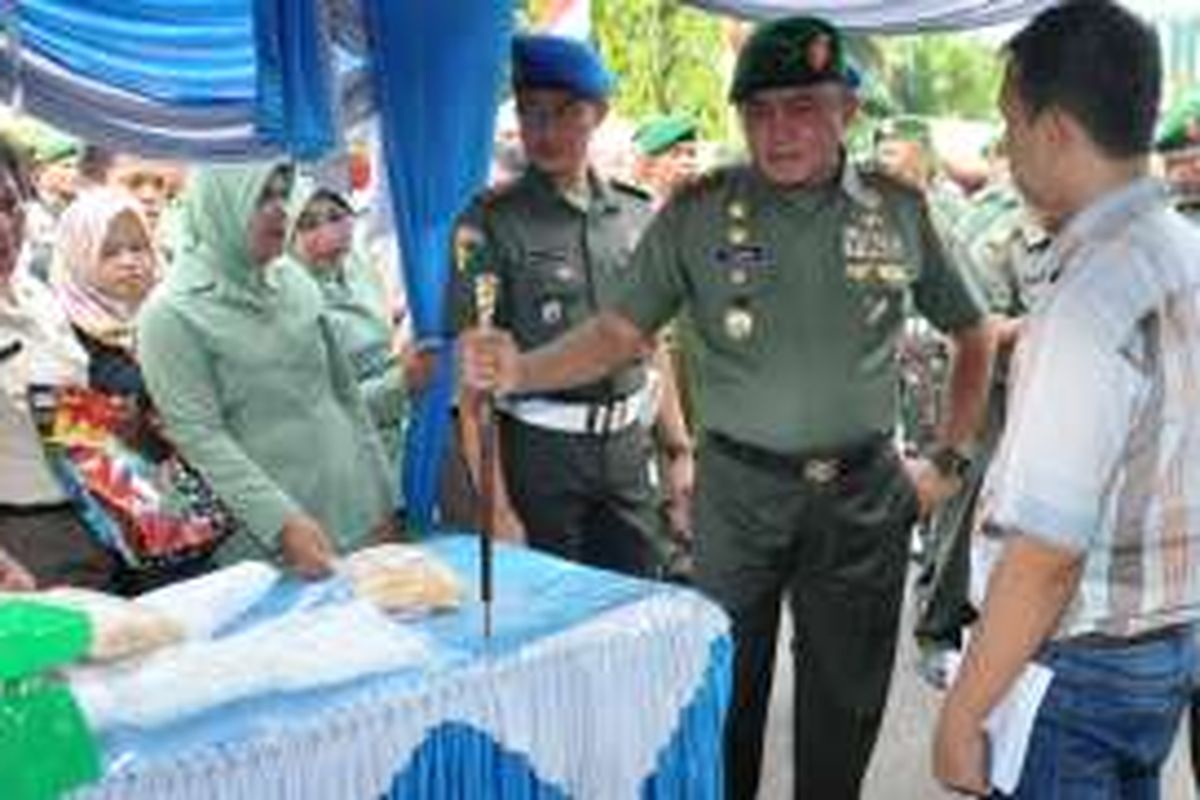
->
[452, 34, 693, 580]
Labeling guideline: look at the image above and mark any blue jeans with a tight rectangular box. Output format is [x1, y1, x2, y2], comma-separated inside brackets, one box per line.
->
[999, 627, 1197, 799]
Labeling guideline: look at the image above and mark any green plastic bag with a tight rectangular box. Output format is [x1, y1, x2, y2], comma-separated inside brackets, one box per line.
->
[0, 601, 91, 680]
[0, 601, 100, 799]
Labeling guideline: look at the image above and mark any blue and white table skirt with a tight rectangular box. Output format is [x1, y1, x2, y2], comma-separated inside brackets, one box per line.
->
[73, 535, 732, 799]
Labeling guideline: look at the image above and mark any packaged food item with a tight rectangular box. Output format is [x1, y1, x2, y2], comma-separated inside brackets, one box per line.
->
[343, 544, 462, 614]
[136, 561, 279, 639]
[29, 588, 184, 662]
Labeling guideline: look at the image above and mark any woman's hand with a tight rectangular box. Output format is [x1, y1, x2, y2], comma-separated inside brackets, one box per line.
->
[0, 547, 35, 591]
[280, 513, 337, 579]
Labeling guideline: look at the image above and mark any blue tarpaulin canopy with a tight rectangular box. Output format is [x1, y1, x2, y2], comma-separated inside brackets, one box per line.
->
[0, 0, 1083, 526]
[683, 0, 1056, 31]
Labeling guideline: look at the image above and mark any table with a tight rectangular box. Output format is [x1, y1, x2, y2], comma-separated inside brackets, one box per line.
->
[72, 535, 731, 799]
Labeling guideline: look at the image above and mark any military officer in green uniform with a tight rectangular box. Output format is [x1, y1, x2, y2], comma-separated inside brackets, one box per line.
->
[462, 17, 993, 798]
[454, 34, 693, 577]
[1158, 88, 1200, 788]
[632, 112, 701, 206]
[874, 114, 968, 237]
[1157, 89, 1200, 223]
[912, 177, 1050, 687]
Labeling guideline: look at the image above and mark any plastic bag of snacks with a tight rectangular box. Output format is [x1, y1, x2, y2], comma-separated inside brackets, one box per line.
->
[343, 544, 462, 614]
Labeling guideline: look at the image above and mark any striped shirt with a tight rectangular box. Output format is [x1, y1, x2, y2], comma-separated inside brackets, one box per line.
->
[974, 177, 1200, 638]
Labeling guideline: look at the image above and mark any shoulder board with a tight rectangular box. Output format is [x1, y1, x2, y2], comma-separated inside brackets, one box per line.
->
[473, 181, 519, 211]
[856, 164, 923, 198]
[609, 179, 654, 203]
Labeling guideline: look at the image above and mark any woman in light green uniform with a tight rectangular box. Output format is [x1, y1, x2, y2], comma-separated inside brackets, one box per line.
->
[136, 163, 394, 577]
[287, 177, 407, 495]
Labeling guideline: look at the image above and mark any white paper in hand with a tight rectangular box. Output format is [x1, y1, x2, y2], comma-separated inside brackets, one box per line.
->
[947, 652, 1055, 795]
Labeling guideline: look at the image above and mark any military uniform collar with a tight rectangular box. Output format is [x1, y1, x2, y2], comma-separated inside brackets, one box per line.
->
[525, 165, 619, 214]
[744, 154, 875, 210]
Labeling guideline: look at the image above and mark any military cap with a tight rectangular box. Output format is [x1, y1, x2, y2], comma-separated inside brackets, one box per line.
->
[876, 115, 933, 147]
[1156, 90, 1200, 153]
[729, 16, 849, 103]
[633, 114, 698, 156]
[512, 34, 614, 100]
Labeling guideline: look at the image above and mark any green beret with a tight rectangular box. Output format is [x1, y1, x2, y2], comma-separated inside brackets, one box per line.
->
[876, 115, 933, 147]
[1156, 89, 1200, 153]
[0, 119, 78, 165]
[633, 114, 698, 157]
[730, 16, 848, 103]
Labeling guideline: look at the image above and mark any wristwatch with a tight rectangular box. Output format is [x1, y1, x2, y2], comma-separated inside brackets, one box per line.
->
[929, 445, 972, 480]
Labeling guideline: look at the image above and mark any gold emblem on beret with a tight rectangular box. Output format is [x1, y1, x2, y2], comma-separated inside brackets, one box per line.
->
[807, 34, 832, 73]
[724, 307, 755, 341]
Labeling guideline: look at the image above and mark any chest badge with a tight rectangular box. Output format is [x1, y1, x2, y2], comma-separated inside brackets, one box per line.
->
[540, 299, 564, 326]
[724, 306, 755, 341]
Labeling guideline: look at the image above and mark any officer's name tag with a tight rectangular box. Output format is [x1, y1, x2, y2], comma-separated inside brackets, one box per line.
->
[715, 243, 771, 267]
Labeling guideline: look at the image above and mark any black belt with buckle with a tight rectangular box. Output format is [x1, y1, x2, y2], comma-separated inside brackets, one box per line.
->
[705, 431, 890, 484]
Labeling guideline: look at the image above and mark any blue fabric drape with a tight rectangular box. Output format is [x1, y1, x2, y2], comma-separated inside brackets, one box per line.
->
[362, 0, 513, 532]
[5, 1, 351, 159]
[252, 0, 337, 159]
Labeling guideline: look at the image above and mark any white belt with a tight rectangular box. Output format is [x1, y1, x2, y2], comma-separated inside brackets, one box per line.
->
[500, 381, 654, 436]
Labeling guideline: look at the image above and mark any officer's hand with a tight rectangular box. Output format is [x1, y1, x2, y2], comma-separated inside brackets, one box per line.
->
[459, 328, 520, 395]
[280, 513, 337, 580]
[933, 698, 990, 796]
[0, 547, 35, 591]
[904, 457, 962, 518]
[494, 505, 526, 544]
[664, 449, 695, 540]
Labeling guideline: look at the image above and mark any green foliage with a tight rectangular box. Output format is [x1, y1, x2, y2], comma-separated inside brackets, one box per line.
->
[593, 0, 730, 139]
[878, 34, 1003, 120]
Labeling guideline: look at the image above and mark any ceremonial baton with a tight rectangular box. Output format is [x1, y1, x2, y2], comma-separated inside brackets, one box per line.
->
[462, 229, 498, 639]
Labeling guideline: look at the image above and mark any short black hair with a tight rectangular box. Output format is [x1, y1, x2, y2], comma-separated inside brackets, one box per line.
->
[0, 133, 33, 199]
[78, 144, 114, 183]
[1005, 0, 1160, 158]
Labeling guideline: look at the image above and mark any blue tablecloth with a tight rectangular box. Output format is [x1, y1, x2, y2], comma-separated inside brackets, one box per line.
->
[73, 535, 731, 799]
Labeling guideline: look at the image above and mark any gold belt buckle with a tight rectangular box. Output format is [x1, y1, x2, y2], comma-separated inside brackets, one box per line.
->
[803, 458, 840, 484]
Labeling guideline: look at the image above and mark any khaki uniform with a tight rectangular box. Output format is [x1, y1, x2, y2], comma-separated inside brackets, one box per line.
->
[616, 161, 985, 798]
[456, 167, 663, 575]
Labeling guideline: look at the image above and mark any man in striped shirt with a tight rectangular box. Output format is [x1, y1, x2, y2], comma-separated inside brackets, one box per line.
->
[934, 2, 1200, 796]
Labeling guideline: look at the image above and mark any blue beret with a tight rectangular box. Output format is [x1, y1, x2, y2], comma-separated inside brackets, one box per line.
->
[512, 34, 613, 101]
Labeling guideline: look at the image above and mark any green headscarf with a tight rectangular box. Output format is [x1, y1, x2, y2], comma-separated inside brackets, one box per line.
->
[174, 162, 288, 291]
[285, 175, 353, 253]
